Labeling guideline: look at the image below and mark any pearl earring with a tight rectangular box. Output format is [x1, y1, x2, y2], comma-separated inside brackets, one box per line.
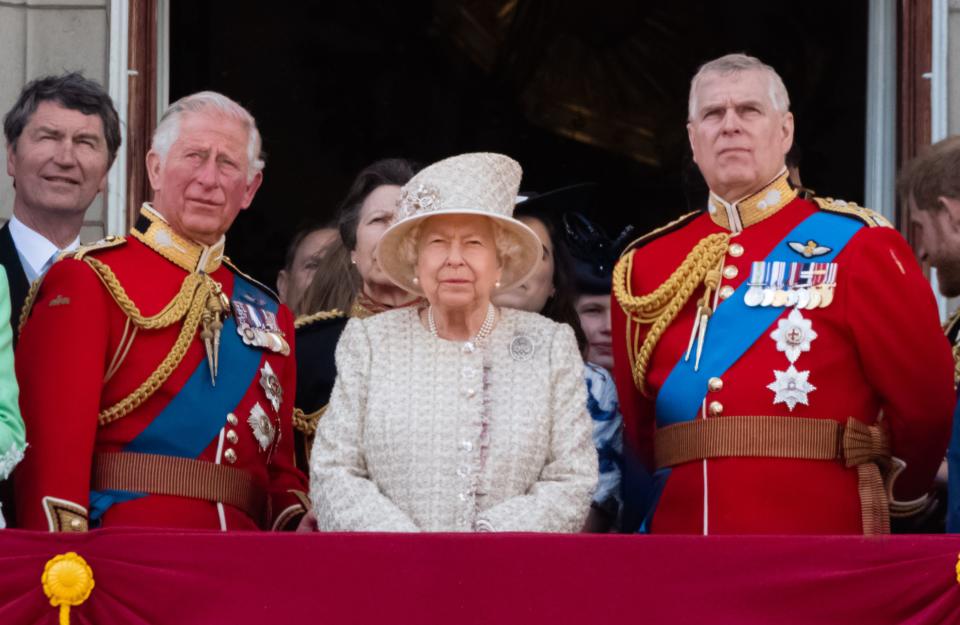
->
[494, 280, 502, 289]
[412, 276, 419, 285]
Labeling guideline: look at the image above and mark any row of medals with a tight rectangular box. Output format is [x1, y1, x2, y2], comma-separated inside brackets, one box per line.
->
[743, 262, 837, 310]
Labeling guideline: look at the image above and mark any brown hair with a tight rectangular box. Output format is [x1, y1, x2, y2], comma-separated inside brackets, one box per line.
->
[898, 136, 960, 212]
[298, 237, 361, 315]
[515, 214, 589, 357]
[337, 158, 419, 251]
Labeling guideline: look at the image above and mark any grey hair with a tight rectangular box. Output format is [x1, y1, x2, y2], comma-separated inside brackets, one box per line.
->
[151, 91, 265, 181]
[400, 217, 523, 279]
[688, 53, 790, 120]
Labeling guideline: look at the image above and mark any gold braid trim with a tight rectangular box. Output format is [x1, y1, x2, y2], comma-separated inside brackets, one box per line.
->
[294, 309, 344, 329]
[613, 232, 731, 396]
[17, 277, 43, 336]
[953, 341, 960, 389]
[292, 405, 328, 436]
[97, 280, 209, 425]
[81, 257, 218, 425]
[84, 257, 205, 329]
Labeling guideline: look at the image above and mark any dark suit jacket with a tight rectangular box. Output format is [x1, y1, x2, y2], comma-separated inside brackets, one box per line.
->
[0, 221, 30, 347]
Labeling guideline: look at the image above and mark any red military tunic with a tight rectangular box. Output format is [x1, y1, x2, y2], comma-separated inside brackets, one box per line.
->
[611, 173, 954, 534]
[15, 206, 307, 531]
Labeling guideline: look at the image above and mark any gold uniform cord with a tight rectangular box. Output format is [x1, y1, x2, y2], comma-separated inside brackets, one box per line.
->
[612, 232, 731, 396]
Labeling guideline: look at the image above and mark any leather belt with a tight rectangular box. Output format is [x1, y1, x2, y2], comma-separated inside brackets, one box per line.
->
[92, 451, 266, 526]
[654, 416, 892, 534]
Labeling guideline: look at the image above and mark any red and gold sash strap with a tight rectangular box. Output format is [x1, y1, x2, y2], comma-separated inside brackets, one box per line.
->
[654, 416, 892, 535]
[92, 452, 266, 526]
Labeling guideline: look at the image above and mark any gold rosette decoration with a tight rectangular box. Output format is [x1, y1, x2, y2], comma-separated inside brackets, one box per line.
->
[41, 552, 95, 625]
[956, 552, 960, 585]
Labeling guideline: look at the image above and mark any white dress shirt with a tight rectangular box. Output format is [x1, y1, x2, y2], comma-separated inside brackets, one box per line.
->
[8, 215, 80, 283]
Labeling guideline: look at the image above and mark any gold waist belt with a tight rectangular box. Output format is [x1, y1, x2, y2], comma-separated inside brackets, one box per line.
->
[92, 451, 266, 525]
[654, 416, 891, 535]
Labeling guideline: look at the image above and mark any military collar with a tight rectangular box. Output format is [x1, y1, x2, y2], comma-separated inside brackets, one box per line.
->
[706, 170, 798, 233]
[130, 203, 225, 273]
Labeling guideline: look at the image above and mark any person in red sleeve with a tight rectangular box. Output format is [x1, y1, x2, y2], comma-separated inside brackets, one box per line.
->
[15, 91, 308, 532]
[611, 53, 954, 535]
[897, 136, 960, 532]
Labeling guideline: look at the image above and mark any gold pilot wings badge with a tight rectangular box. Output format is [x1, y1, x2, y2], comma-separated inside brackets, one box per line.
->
[788, 240, 832, 258]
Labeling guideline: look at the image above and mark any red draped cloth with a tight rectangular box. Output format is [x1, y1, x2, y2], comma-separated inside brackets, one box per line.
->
[1, 530, 959, 624]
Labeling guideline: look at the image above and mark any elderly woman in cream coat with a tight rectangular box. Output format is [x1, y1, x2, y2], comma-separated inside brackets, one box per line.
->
[309, 152, 597, 532]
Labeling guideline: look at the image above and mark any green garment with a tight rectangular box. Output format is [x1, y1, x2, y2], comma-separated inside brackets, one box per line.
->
[0, 265, 24, 480]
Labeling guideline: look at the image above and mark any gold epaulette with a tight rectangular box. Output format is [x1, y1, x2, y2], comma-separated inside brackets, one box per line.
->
[813, 197, 892, 228]
[222, 257, 280, 303]
[294, 309, 345, 330]
[20, 236, 129, 330]
[620, 210, 702, 257]
[63, 235, 126, 261]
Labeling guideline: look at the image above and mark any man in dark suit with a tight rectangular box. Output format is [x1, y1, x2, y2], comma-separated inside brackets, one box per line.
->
[3, 73, 121, 339]
[1, 73, 120, 526]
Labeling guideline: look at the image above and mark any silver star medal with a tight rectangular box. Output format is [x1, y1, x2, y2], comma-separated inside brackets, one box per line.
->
[767, 308, 817, 410]
[766, 366, 817, 411]
[769, 308, 817, 363]
[259, 362, 283, 412]
[248, 402, 276, 451]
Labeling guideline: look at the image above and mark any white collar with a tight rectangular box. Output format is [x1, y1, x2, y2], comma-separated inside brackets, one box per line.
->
[8, 214, 80, 276]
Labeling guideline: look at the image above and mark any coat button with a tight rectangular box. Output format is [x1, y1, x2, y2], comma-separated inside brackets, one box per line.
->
[722, 265, 738, 280]
[708, 401, 723, 416]
[729, 243, 744, 257]
[227, 412, 238, 426]
[226, 429, 238, 444]
[224, 449, 237, 464]
[708, 377, 723, 392]
[719, 285, 735, 300]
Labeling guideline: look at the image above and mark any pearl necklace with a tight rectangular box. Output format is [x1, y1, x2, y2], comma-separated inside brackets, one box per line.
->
[428, 303, 496, 346]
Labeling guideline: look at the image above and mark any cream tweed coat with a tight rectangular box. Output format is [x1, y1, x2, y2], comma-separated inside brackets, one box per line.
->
[309, 307, 597, 532]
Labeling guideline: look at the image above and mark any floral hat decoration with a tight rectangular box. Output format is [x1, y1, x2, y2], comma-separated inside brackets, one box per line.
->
[377, 152, 543, 295]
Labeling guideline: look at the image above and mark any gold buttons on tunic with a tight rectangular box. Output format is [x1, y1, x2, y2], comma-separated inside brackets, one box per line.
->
[729, 243, 744, 257]
[226, 429, 238, 444]
[719, 285, 735, 300]
[722, 265, 739, 280]
[227, 412, 238, 426]
[707, 377, 723, 392]
[708, 401, 723, 416]
[224, 449, 237, 464]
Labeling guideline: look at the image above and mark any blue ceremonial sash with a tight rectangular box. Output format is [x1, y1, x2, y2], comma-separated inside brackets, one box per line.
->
[635, 211, 862, 533]
[947, 392, 960, 533]
[90, 274, 274, 521]
[654, 211, 863, 427]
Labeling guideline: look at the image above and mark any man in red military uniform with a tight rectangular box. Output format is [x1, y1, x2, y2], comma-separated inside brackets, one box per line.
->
[611, 53, 954, 535]
[15, 91, 308, 531]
